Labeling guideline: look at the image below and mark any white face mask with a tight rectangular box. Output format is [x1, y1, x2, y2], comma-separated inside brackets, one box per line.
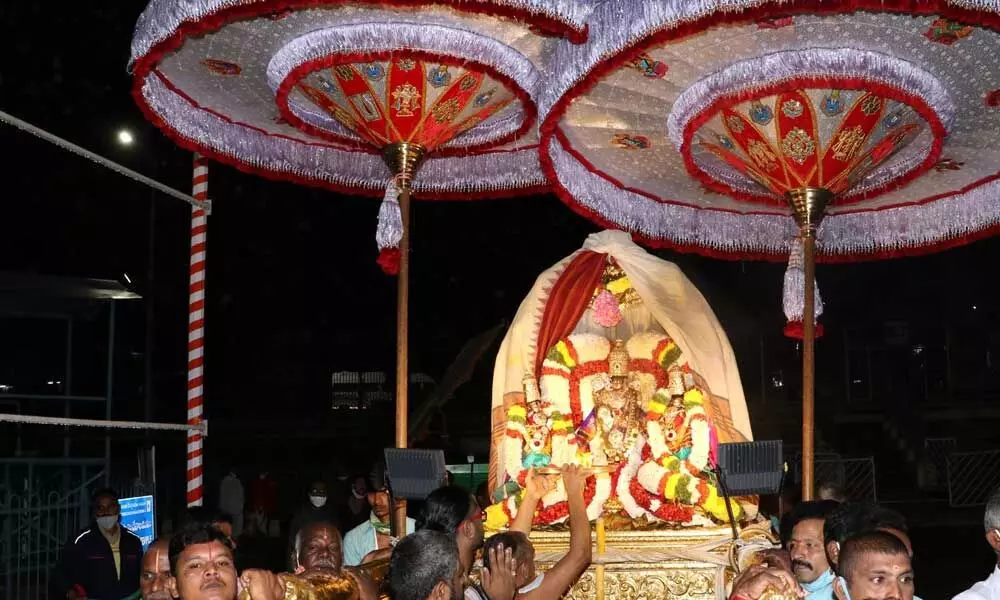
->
[351, 489, 366, 500]
[309, 495, 328, 508]
[97, 515, 118, 531]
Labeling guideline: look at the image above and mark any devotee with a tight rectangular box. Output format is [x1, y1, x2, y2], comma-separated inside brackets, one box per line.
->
[481, 465, 590, 600]
[290, 521, 378, 600]
[817, 482, 846, 503]
[833, 531, 914, 600]
[343, 463, 415, 566]
[824, 503, 912, 571]
[781, 500, 840, 599]
[141, 539, 172, 600]
[58, 487, 143, 600]
[168, 521, 282, 600]
[339, 475, 370, 531]
[953, 487, 1000, 599]
[289, 479, 339, 564]
[418, 486, 485, 580]
[388, 530, 466, 600]
[218, 467, 245, 538]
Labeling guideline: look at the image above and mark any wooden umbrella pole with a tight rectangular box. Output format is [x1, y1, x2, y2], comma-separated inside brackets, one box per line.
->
[394, 180, 411, 536]
[383, 141, 425, 538]
[785, 188, 831, 502]
[800, 230, 817, 501]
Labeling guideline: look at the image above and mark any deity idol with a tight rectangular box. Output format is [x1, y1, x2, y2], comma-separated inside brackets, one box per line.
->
[487, 231, 755, 530]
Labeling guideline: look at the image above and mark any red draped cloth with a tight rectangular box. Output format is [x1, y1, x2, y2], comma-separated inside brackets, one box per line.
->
[533, 250, 607, 378]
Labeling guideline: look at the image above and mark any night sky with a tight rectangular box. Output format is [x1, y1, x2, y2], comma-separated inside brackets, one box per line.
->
[1, 3, 998, 455]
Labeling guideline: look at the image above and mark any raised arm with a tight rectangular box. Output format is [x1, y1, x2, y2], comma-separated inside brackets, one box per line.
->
[511, 470, 555, 535]
[525, 465, 591, 600]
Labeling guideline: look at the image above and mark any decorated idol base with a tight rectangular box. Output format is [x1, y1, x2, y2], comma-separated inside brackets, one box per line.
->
[479, 521, 776, 600]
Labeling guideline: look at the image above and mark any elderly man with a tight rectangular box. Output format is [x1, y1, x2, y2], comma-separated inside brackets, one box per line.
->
[290, 521, 377, 600]
[781, 500, 840, 600]
[834, 531, 914, 600]
[343, 463, 415, 566]
[954, 488, 1000, 599]
[58, 487, 143, 600]
[141, 539, 172, 600]
[388, 531, 469, 600]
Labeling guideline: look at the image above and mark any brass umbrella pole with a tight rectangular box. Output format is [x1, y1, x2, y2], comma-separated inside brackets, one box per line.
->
[784, 187, 831, 502]
[382, 142, 427, 536]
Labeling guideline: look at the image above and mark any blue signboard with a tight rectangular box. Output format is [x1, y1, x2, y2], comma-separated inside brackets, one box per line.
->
[120, 495, 155, 551]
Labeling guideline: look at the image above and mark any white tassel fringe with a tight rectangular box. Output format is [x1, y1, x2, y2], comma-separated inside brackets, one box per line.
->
[782, 237, 823, 323]
[376, 177, 404, 251]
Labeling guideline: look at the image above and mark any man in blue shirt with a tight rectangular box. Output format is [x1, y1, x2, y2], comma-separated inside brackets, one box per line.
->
[343, 463, 414, 566]
[782, 500, 841, 600]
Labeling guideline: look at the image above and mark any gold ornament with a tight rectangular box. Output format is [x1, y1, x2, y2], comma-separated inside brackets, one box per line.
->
[391, 83, 421, 117]
[608, 340, 630, 377]
[747, 139, 779, 172]
[861, 95, 882, 116]
[830, 125, 867, 162]
[431, 98, 462, 123]
[781, 128, 815, 164]
[725, 114, 745, 134]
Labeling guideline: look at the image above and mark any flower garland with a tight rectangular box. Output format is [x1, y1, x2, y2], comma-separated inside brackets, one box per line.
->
[628, 478, 695, 523]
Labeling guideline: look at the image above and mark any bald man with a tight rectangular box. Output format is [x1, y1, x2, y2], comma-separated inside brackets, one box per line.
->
[140, 539, 171, 600]
[292, 521, 377, 600]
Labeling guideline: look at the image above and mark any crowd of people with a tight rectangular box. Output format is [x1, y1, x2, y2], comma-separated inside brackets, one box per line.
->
[52, 470, 1000, 600]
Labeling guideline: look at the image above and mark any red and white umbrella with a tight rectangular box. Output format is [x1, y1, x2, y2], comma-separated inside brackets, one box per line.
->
[130, 0, 592, 518]
[538, 0, 1000, 498]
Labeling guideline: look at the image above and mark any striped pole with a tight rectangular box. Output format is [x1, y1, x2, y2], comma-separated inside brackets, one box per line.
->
[187, 155, 208, 507]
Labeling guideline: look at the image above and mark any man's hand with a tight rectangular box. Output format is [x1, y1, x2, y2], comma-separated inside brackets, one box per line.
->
[524, 469, 556, 501]
[345, 568, 379, 600]
[239, 569, 285, 600]
[730, 565, 803, 600]
[481, 544, 518, 600]
[561, 464, 585, 499]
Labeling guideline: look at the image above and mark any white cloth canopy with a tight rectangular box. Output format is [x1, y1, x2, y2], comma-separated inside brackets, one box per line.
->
[491, 230, 752, 481]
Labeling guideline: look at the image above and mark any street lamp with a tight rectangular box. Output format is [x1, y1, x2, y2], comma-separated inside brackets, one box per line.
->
[117, 129, 135, 146]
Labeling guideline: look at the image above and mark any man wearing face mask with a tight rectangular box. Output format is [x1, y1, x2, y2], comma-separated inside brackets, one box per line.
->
[57, 488, 143, 600]
[781, 500, 840, 600]
[288, 480, 339, 566]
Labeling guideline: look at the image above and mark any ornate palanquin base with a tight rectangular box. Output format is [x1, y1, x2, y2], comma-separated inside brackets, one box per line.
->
[529, 521, 775, 600]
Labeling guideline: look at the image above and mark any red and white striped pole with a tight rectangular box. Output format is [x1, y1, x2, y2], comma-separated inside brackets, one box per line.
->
[187, 155, 208, 507]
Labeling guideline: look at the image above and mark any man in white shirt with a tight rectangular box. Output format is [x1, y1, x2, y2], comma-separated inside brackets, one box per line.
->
[954, 488, 1000, 600]
[218, 469, 245, 538]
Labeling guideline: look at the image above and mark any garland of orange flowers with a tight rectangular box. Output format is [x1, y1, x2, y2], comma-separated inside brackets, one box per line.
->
[535, 475, 598, 524]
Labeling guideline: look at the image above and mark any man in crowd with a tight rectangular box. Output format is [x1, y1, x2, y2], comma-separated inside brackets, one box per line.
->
[168, 521, 281, 600]
[218, 468, 244, 539]
[141, 539, 172, 600]
[782, 500, 840, 599]
[343, 463, 415, 566]
[388, 530, 516, 600]
[339, 475, 370, 531]
[825, 503, 912, 571]
[58, 487, 143, 600]
[954, 487, 1000, 599]
[419, 486, 485, 581]
[290, 520, 378, 600]
[288, 480, 338, 565]
[817, 482, 846, 504]
[481, 465, 591, 600]
[833, 531, 914, 600]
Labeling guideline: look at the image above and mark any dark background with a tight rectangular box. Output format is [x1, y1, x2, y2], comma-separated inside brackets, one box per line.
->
[0, 3, 998, 597]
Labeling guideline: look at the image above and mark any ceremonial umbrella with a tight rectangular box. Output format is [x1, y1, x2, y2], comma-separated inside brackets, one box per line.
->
[129, 0, 592, 527]
[538, 1, 1000, 499]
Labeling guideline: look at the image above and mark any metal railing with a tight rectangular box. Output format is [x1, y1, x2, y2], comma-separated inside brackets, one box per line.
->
[787, 453, 878, 503]
[947, 450, 1000, 507]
